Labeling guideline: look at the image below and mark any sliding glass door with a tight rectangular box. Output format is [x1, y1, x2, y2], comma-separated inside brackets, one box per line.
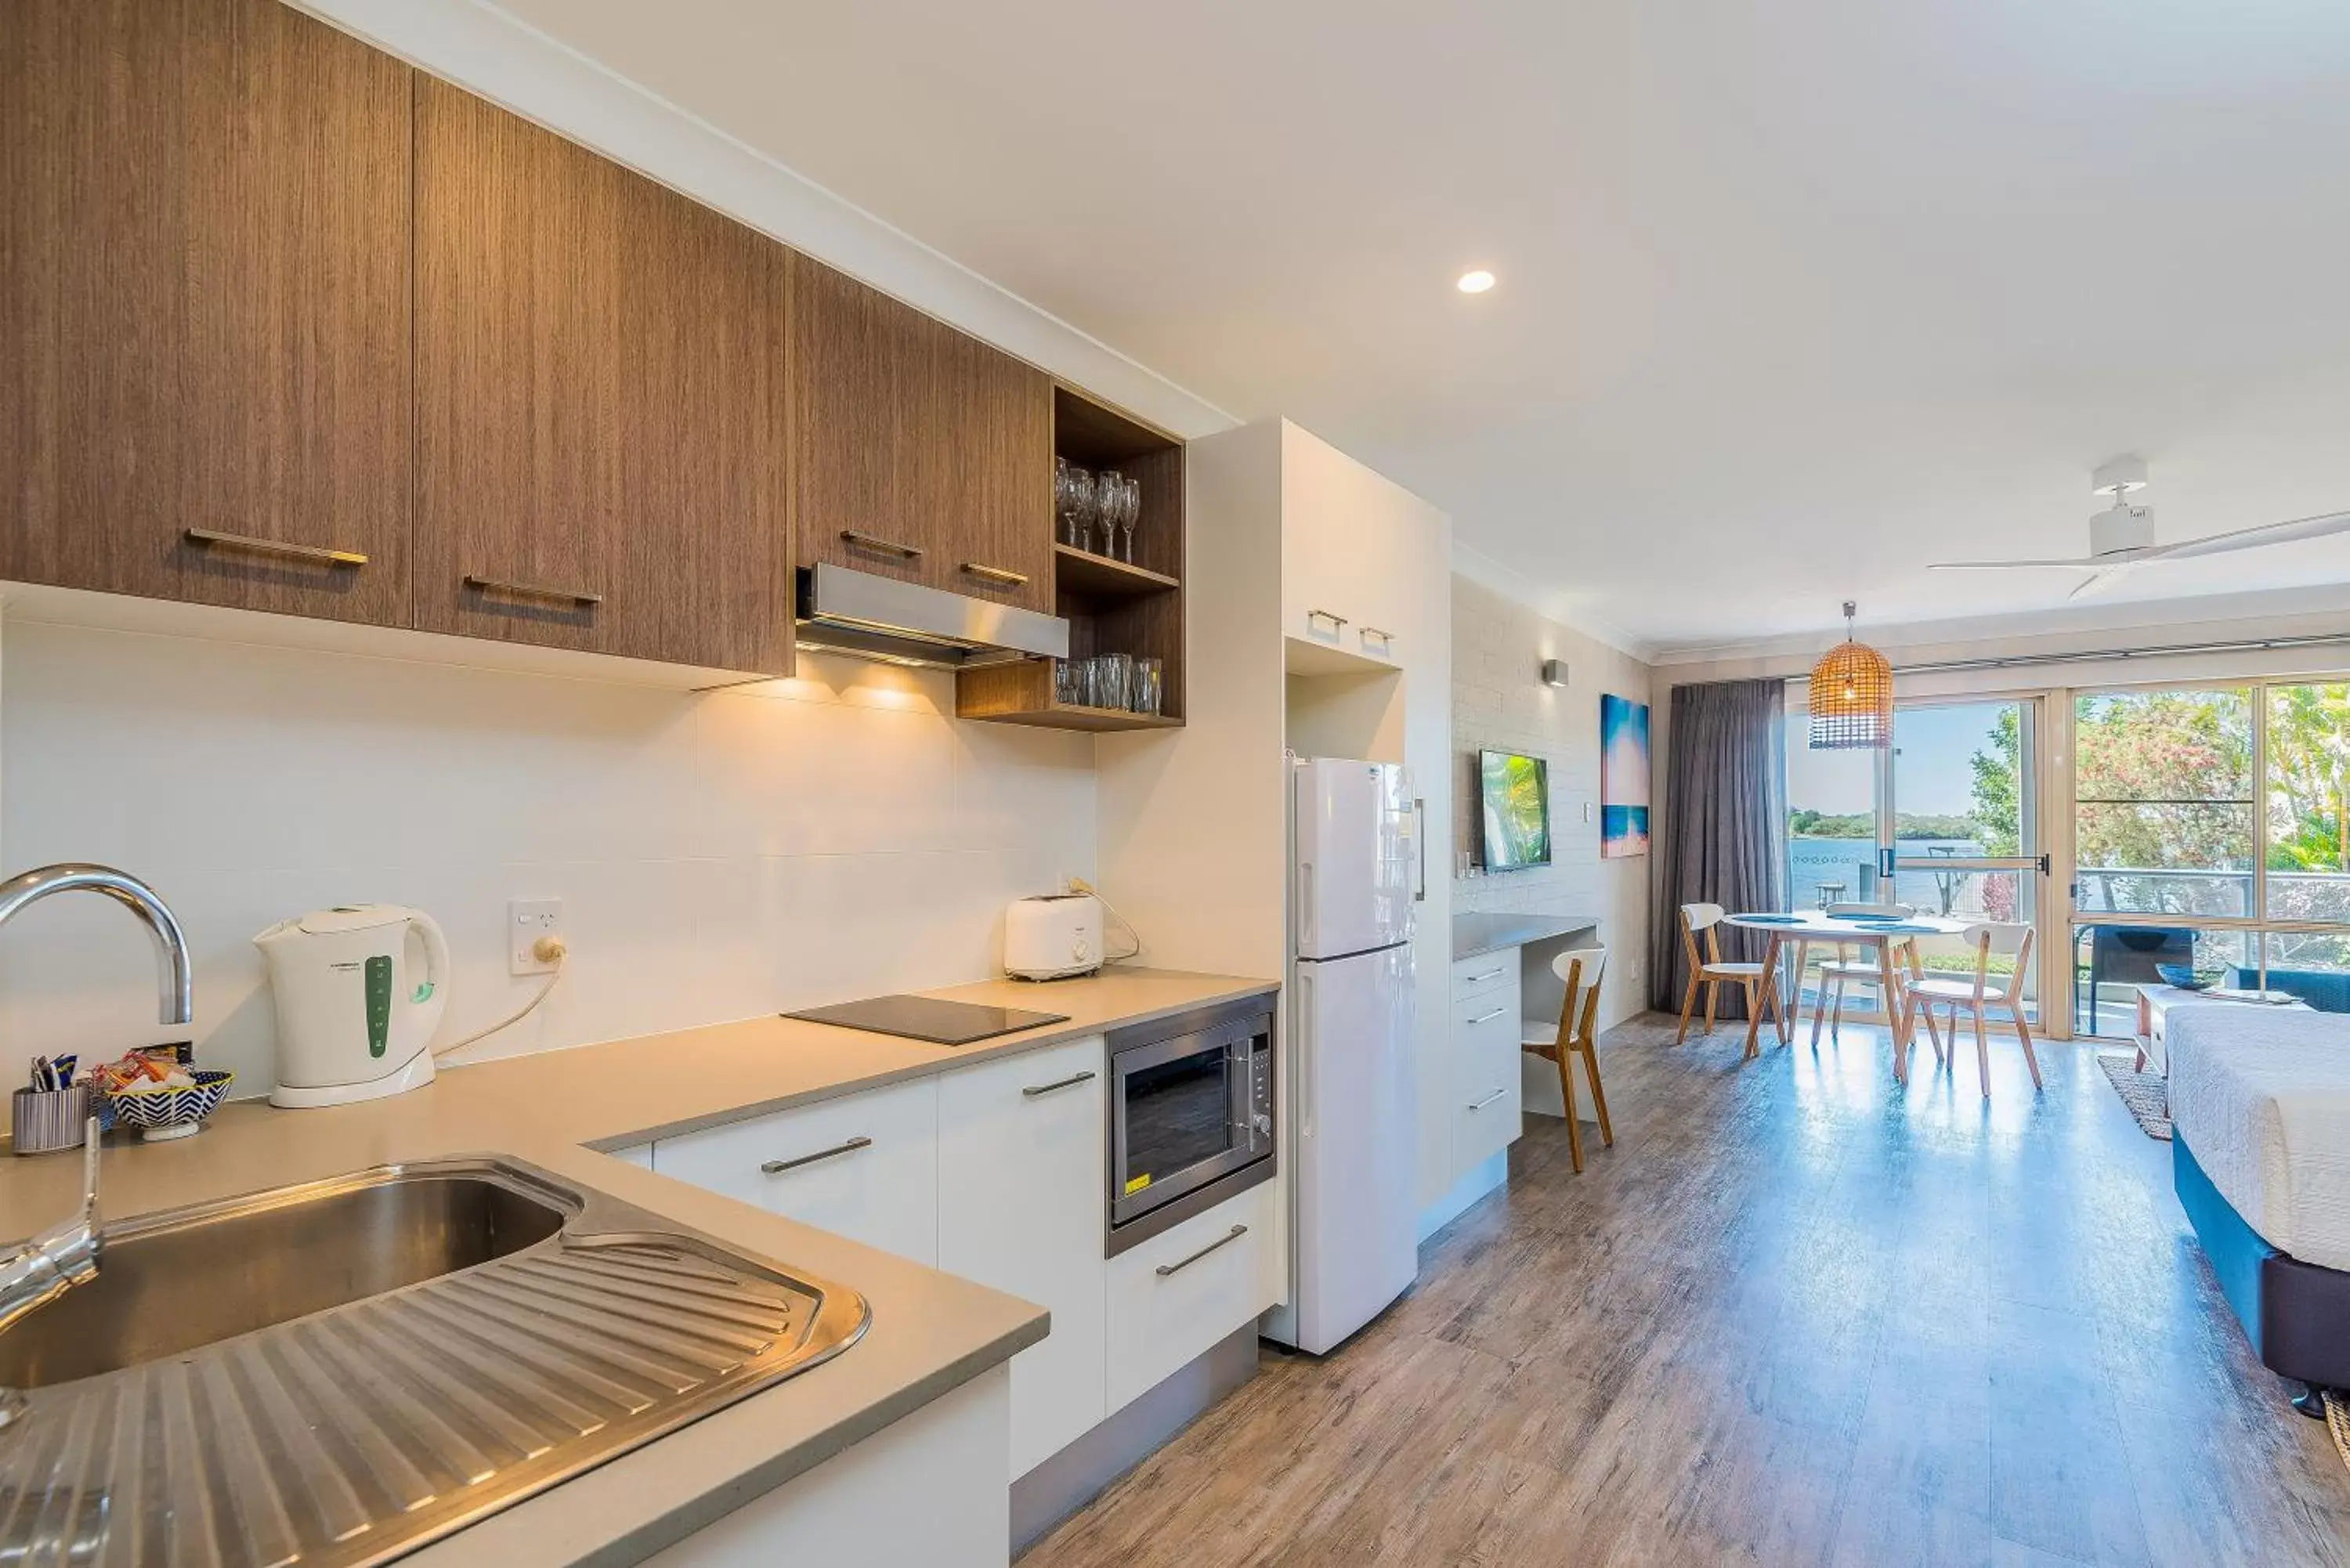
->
[2071, 680, 2350, 1034]
[1785, 696, 2045, 1019]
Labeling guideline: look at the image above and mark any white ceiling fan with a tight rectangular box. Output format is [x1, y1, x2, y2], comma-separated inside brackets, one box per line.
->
[1927, 455, 2350, 602]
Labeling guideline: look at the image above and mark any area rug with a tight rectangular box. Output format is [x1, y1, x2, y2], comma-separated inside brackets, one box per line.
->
[2330, 1391, 2350, 1481]
[2096, 1050, 2172, 1140]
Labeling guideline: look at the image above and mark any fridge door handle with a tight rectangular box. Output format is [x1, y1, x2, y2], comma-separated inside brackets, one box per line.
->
[1295, 966, 1314, 1136]
[1413, 797, 1428, 904]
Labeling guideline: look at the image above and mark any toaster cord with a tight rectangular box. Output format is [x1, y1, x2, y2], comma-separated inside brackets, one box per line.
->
[434, 937, 567, 1057]
[1066, 879, 1142, 963]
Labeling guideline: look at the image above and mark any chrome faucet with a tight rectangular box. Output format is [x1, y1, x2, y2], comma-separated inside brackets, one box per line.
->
[0, 862, 193, 1028]
[0, 1122, 101, 1333]
[0, 865, 190, 1363]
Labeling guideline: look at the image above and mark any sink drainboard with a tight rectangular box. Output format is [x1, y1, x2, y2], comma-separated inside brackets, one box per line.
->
[0, 1159, 869, 1568]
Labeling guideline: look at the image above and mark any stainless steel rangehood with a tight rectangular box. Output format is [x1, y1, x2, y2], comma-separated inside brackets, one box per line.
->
[794, 562, 1068, 669]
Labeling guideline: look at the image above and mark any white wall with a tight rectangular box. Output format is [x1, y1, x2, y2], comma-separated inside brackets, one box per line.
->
[1452, 576, 1654, 1031]
[0, 622, 1094, 1097]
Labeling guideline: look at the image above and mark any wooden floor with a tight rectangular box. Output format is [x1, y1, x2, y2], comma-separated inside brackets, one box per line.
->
[1025, 1012, 2350, 1566]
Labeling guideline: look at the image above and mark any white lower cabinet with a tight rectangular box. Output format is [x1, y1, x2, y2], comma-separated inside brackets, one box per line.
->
[1105, 1178, 1282, 1413]
[1450, 958, 1524, 1176]
[642, 1361, 1010, 1567]
[652, 1077, 941, 1266]
[935, 1036, 1108, 1479]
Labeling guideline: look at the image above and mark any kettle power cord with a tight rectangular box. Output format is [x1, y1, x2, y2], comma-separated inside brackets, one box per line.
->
[434, 937, 567, 1057]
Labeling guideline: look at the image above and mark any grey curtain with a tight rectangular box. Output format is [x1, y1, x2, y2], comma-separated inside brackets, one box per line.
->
[1649, 678, 1790, 1017]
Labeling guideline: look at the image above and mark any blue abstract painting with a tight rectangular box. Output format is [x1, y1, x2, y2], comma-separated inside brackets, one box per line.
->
[1600, 695, 1650, 859]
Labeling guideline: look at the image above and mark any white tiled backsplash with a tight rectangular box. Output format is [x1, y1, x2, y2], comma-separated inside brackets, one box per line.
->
[0, 620, 1095, 1098]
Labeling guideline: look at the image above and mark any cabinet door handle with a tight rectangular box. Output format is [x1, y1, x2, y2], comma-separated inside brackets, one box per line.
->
[1466, 1088, 1508, 1111]
[1306, 609, 1348, 634]
[960, 562, 1030, 587]
[761, 1135, 873, 1175]
[1021, 1070, 1097, 1098]
[184, 528, 367, 568]
[841, 529, 924, 560]
[1360, 626, 1396, 652]
[1464, 968, 1506, 985]
[1155, 1224, 1247, 1277]
[464, 574, 603, 607]
[1466, 1006, 1509, 1025]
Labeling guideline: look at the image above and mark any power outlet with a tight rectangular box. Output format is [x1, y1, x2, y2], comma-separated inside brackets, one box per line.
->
[510, 898, 562, 975]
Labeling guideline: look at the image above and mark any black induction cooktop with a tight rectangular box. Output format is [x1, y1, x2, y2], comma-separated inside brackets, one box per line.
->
[783, 994, 1072, 1046]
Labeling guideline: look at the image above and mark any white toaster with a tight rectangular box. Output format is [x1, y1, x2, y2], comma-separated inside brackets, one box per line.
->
[1004, 894, 1102, 980]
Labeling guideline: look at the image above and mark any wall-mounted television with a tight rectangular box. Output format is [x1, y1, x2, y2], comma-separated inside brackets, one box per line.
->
[1477, 749, 1551, 871]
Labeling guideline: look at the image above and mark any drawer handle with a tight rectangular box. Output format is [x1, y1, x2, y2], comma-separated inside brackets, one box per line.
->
[841, 529, 924, 560]
[960, 562, 1030, 587]
[1463, 967, 1506, 985]
[1022, 1070, 1097, 1098]
[1466, 1088, 1507, 1111]
[1306, 609, 1348, 634]
[1466, 1006, 1509, 1025]
[184, 527, 367, 568]
[761, 1135, 873, 1175]
[465, 574, 603, 607]
[1155, 1223, 1247, 1278]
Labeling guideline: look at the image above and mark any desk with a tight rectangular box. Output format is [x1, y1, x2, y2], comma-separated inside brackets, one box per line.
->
[1723, 911, 1970, 1078]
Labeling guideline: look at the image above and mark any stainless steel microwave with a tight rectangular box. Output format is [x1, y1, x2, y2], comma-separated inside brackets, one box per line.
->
[1105, 998, 1276, 1256]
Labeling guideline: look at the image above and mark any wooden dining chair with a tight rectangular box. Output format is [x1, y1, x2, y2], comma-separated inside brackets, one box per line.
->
[1809, 901, 1938, 1054]
[1676, 903, 1776, 1045]
[1896, 922, 2041, 1096]
[1523, 946, 1613, 1172]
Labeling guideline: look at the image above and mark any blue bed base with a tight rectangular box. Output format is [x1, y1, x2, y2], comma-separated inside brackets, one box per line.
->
[2175, 1132, 2350, 1389]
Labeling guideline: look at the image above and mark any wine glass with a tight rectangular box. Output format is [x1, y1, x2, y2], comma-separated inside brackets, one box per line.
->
[1063, 465, 1097, 554]
[1125, 475, 1143, 562]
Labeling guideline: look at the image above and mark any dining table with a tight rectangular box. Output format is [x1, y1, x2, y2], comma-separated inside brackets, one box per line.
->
[1723, 909, 1972, 1078]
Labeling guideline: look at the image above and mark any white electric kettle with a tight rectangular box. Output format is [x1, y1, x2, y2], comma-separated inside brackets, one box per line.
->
[255, 905, 450, 1108]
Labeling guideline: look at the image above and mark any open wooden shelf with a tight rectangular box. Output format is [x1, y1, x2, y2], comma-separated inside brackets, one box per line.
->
[956, 385, 1187, 732]
[1054, 544, 1179, 599]
[970, 701, 1183, 734]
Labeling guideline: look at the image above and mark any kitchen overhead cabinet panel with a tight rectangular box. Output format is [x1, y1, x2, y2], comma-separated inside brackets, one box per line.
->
[790, 257, 1055, 616]
[1, 0, 413, 626]
[414, 78, 792, 674]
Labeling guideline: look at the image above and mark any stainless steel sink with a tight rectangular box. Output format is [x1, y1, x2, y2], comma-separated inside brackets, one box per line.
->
[0, 1157, 869, 1568]
[0, 1167, 571, 1389]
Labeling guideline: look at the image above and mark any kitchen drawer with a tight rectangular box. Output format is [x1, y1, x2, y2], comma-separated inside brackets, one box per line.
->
[1453, 977, 1522, 1032]
[1450, 955, 1517, 1007]
[1452, 1005, 1524, 1174]
[653, 1078, 940, 1266]
[935, 1035, 1108, 1478]
[1106, 1178, 1281, 1414]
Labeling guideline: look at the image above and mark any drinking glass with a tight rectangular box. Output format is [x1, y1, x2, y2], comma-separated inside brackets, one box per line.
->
[1096, 471, 1128, 561]
[1094, 652, 1133, 710]
[1131, 656, 1164, 715]
[1119, 475, 1142, 563]
[1059, 463, 1097, 552]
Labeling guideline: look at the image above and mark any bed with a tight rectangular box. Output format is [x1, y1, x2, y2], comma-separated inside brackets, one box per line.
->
[2167, 1005, 2350, 1393]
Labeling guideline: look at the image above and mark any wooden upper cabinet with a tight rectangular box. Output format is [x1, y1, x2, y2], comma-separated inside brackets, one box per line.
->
[414, 78, 792, 675]
[789, 256, 1054, 615]
[1, 0, 414, 624]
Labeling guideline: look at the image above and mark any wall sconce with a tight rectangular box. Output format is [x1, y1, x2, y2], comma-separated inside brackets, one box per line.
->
[1540, 659, 1568, 688]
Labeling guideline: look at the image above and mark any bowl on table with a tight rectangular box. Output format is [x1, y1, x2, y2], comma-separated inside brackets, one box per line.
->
[107, 1069, 234, 1141]
[2155, 963, 2210, 992]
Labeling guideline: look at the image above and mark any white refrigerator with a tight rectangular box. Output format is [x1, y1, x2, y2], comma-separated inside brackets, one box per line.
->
[1265, 754, 1420, 1355]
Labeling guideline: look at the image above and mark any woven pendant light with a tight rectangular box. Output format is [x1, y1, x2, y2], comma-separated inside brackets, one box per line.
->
[1808, 600, 1893, 750]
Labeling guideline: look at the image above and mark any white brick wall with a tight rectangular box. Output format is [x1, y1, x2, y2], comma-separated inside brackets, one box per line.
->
[1452, 577, 1654, 1028]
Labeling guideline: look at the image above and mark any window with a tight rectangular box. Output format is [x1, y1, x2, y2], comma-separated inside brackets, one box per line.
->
[2073, 688, 2254, 918]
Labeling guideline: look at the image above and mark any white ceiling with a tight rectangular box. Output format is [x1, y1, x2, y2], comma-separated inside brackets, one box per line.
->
[497, 0, 2350, 655]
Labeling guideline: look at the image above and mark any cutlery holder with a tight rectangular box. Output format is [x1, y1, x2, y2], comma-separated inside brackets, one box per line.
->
[11, 1083, 92, 1155]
